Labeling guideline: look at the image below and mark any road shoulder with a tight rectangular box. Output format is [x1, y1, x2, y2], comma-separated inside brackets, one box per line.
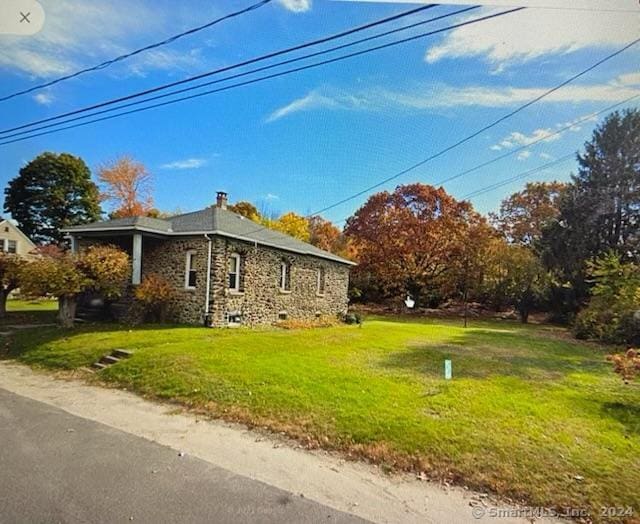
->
[0, 361, 557, 524]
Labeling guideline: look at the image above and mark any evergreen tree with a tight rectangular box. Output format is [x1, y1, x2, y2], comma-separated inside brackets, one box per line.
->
[4, 152, 102, 244]
[540, 109, 640, 316]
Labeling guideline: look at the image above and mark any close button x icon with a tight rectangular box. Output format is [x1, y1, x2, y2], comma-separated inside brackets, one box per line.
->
[19, 11, 31, 23]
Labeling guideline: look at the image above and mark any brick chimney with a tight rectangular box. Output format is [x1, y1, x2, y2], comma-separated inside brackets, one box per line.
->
[216, 191, 228, 209]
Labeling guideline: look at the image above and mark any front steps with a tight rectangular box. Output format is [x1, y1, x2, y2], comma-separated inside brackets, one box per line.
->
[91, 349, 133, 371]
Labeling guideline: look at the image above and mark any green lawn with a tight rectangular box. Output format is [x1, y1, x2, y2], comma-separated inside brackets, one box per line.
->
[6, 317, 640, 519]
[2, 299, 58, 326]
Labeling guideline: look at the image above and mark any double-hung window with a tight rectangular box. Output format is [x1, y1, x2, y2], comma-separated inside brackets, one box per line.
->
[279, 261, 291, 292]
[228, 253, 241, 292]
[7, 240, 17, 254]
[185, 251, 197, 289]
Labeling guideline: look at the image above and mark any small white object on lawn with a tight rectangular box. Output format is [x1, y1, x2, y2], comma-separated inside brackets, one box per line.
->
[444, 360, 452, 380]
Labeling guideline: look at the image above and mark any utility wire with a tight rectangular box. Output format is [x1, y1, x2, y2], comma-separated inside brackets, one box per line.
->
[0, 3, 441, 135]
[0, 8, 524, 146]
[0, 6, 480, 140]
[461, 153, 575, 199]
[311, 36, 640, 216]
[327, 153, 576, 228]
[0, 0, 274, 103]
[432, 93, 640, 188]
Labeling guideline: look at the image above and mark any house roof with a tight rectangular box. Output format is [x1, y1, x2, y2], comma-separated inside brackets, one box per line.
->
[0, 219, 37, 248]
[62, 207, 355, 266]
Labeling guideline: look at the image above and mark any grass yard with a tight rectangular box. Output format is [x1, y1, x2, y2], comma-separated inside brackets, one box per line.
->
[2, 299, 58, 326]
[6, 316, 640, 520]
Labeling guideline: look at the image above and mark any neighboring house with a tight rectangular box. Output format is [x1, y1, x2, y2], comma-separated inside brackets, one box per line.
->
[0, 219, 36, 256]
[62, 192, 354, 327]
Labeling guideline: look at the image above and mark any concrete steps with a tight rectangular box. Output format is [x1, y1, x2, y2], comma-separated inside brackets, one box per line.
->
[91, 349, 133, 371]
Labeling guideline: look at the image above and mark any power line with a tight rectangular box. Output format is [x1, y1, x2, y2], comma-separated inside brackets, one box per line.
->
[432, 93, 640, 188]
[0, 0, 274, 103]
[0, 6, 481, 141]
[0, 8, 524, 146]
[461, 153, 576, 200]
[310, 36, 640, 216]
[327, 153, 576, 229]
[0, 3, 441, 135]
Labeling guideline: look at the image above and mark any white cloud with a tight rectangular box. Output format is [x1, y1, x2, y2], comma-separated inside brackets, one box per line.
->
[539, 152, 554, 160]
[424, 8, 640, 69]
[491, 128, 562, 151]
[267, 91, 337, 122]
[125, 48, 204, 77]
[264, 193, 280, 201]
[0, 0, 206, 79]
[266, 89, 376, 122]
[33, 92, 54, 105]
[278, 0, 311, 12]
[616, 72, 640, 86]
[517, 150, 532, 161]
[160, 158, 207, 170]
[266, 81, 640, 121]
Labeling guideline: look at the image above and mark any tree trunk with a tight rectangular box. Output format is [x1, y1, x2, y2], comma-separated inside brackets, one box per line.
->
[58, 295, 77, 328]
[518, 306, 530, 324]
[0, 290, 7, 319]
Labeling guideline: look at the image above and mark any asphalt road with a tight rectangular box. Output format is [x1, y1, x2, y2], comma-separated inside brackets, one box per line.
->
[0, 388, 366, 524]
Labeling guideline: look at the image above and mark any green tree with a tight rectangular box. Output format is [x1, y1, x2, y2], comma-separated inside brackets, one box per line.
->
[483, 241, 549, 323]
[21, 245, 130, 328]
[540, 109, 640, 317]
[573, 253, 640, 344]
[4, 152, 102, 244]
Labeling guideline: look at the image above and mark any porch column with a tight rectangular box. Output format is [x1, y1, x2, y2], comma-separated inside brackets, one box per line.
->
[132, 233, 142, 285]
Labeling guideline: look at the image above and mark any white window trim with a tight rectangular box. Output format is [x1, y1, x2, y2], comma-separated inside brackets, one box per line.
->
[7, 239, 17, 254]
[228, 253, 241, 293]
[184, 250, 197, 290]
[279, 261, 291, 293]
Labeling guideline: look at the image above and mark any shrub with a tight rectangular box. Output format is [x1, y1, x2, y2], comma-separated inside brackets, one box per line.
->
[607, 348, 640, 383]
[573, 253, 640, 344]
[343, 312, 363, 325]
[134, 273, 176, 322]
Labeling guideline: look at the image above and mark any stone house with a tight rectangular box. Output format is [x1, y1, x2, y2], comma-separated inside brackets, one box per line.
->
[0, 219, 36, 256]
[62, 192, 354, 326]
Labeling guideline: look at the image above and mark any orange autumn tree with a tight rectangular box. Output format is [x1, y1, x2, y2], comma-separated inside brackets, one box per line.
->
[345, 183, 491, 307]
[308, 216, 352, 258]
[98, 156, 154, 218]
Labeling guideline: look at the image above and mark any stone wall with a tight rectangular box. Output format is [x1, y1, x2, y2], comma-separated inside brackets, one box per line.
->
[142, 236, 210, 325]
[209, 237, 350, 326]
[75, 233, 351, 326]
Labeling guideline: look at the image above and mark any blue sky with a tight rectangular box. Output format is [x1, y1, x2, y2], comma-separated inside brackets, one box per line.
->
[0, 0, 638, 225]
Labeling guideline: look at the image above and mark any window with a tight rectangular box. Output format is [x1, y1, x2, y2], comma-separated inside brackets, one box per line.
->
[228, 253, 241, 292]
[279, 261, 291, 292]
[317, 267, 326, 295]
[7, 240, 17, 254]
[184, 251, 197, 289]
[227, 310, 242, 326]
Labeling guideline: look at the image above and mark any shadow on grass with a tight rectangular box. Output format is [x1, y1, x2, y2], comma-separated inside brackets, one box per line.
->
[0, 310, 58, 327]
[380, 326, 607, 381]
[601, 401, 640, 436]
[2, 321, 193, 364]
